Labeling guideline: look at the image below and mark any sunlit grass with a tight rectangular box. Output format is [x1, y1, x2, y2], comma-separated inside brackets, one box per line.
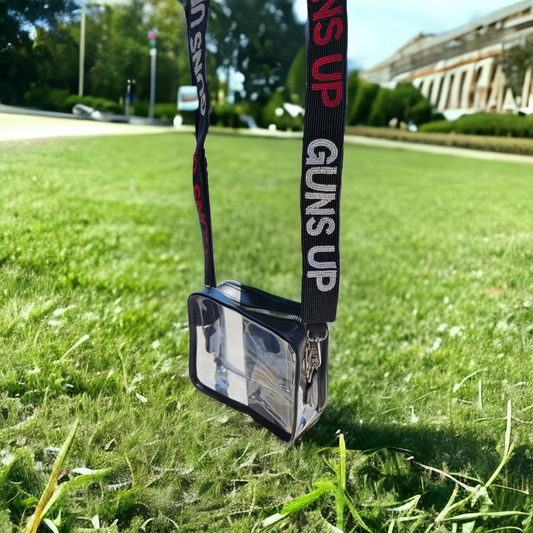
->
[0, 132, 532, 532]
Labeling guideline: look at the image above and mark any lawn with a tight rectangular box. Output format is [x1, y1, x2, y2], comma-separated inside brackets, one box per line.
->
[0, 132, 532, 532]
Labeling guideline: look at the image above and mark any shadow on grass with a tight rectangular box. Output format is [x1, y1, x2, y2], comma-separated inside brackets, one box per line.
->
[309, 404, 533, 485]
[296, 406, 532, 527]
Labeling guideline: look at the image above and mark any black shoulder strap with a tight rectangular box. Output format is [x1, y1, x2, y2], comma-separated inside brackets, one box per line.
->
[185, 0, 348, 324]
[185, 0, 216, 288]
[300, 0, 348, 323]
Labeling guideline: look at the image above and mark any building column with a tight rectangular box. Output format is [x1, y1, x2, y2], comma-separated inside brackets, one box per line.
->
[475, 58, 494, 111]
[496, 67, 506, 113]
[437, 71, 452, 111]
[431, 74, 444, 106]
[413, 78, 424, 91]
[461, 64, 476, 109]
[421, 76, 434, 99]
[487, 63, 503, 111]
[521, 66, 532, 108]
[449, 69, 462, 109]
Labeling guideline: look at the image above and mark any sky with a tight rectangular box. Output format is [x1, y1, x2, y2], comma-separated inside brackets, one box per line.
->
[293, 0, 524, 70]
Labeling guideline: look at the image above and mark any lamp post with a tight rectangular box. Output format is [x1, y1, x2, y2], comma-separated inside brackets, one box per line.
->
[78, 3, 86, 96]
[147, 29, 159, 120]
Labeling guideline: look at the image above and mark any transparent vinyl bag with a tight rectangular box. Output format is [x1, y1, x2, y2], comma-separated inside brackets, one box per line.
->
[188, 282, 328, 443]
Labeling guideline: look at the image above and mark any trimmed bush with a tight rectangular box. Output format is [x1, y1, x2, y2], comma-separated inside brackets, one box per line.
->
[368, 82, 437, 127]
[131, 101, 179, 121]
[211, 103, 242, 128]
[24, 87, 70, 112]
[346, 125, 533, 156]
[154, 103, 178, 121]
[262, 91, 303, 131]
[24, 87, 123, 114]
[346, 71, 361, 125]
[348, 80, 380, 126]
[64, 95, 122, 114]
[420, 112, 533, 138]
[286, 46, 306, 107]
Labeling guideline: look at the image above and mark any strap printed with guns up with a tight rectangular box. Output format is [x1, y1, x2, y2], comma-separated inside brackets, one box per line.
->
[185, 0, 348, 324]
[301, 0, 348, 324]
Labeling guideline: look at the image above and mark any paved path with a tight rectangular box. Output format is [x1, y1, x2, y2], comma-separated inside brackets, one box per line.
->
[3, 111, 533, 165]
[0, 112, 174, 142]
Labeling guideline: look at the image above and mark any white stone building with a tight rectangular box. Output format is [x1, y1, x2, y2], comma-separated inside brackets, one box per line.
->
[360, 0, 533, 119]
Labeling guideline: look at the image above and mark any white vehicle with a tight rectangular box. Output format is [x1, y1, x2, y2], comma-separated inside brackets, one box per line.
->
[177, 85, 199, 112]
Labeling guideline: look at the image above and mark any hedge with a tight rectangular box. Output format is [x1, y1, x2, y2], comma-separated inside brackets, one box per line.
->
[420, 112, 533, 138]
[346, 125, 533, 156]
[65, 95, 122, 114]
[24, 87, 70, 112]
[131, 101, 182, 122]
[24, 86, 122, 114]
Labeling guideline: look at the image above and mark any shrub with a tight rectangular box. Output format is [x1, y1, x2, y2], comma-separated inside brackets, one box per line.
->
[348, 80, 380, 125]
[419, 112, 533, 137]
[64, 95, 122, 114]
[211, 103, 242, 128]
[410, 99, 436, 126]
[346, 124, 533, 155]
[24, 86, 70, 112]
[239, 100, 265, 128]
[262, 91, 303, 131]
[346, 71, 361, 125]
[368, 82, 437, 127]
[154, 103, 178, 121]
[286, 46, 306, 107]
[131, 101, 179, 121]
[24, 87, 123, 114]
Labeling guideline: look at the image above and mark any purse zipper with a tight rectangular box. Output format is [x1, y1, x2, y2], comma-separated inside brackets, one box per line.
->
[214, 287, 303, 324]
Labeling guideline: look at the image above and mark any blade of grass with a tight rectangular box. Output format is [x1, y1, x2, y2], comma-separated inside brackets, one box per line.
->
[486, 401, 513, 489]
[344, 492, 371, 532]
[463, 521, 475, 533]
[262, 486, 330, 527]
[441, 511, 529, 522]
[435, 484, 460, 522]
[486, 526, 524, 533]
[24, 419, 79, 533]
[413, 461, 476, 492]
[42, 468, 113, 517]
[388, 494, 422, 513]
[336, 434, 346, 531]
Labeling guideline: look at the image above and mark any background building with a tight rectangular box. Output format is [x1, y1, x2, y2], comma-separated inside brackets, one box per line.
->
[361, 0, 533, 119]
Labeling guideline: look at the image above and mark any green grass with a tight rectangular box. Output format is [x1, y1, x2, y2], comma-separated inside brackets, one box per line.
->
[0, 132, 532, 532]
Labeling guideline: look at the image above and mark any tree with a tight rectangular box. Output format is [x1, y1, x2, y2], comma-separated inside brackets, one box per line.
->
[208, 0, 305, 104]
[286, 46, 305, 106]
[0, 0, 77, 49]
[368, 82, 433, 127]
[346, 71, 360, 124]
[0, 0, 77, 104]
[87, 0, 190, 103]
[348, 80, 380, 125]
[502, 39, 533, 102]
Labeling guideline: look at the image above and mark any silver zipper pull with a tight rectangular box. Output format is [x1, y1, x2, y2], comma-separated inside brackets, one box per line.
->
[304, 329, 327, 383]
[305, 339, 321, 383]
